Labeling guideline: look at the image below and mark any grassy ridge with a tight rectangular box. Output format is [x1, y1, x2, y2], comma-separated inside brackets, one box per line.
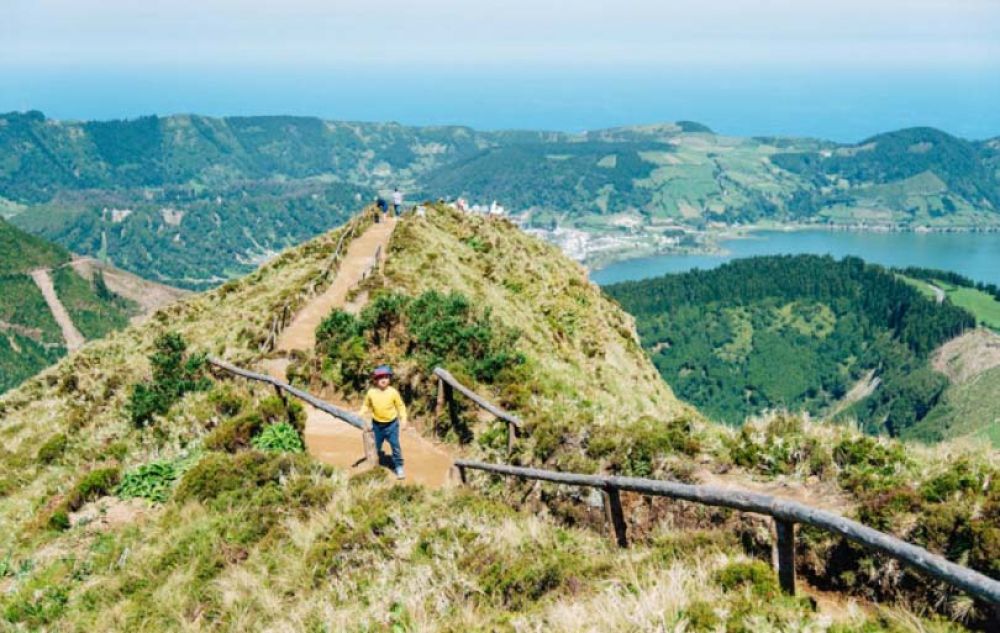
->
[0, 209, 996, 629]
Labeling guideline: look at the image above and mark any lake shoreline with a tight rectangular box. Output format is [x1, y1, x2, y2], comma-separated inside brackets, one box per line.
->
[584, 224, 1000, 287]
[582, 221, 1000, 276]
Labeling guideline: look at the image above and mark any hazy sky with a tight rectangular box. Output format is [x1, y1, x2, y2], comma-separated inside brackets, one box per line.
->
[6, 0, 999, 68]
[3, 1, 998, 139]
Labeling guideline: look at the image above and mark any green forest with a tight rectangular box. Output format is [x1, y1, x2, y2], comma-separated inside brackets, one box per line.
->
[606, 255, 975, 439]
[3, 112, 999, 290]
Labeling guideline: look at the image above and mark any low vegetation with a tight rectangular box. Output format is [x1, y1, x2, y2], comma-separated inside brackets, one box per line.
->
[0, 208, 996, 630]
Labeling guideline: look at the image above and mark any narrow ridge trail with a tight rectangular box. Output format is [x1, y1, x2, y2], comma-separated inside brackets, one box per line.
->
[263, 217, 454, 488]
[30, 268, 85, 351]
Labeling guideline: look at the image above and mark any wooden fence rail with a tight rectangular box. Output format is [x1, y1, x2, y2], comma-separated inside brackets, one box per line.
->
[452, 459, 1000, 612]
[433, 367, 523, 454]
[260, 212, 366, 352]
[208, 357, 377, 462]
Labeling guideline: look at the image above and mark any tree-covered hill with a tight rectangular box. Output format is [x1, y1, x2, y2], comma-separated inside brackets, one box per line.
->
[3, 112, 997, 291]
[606, 255, 978, 440]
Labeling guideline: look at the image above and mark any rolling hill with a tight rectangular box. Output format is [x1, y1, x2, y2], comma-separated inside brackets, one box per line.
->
[0, 207, 997, 630]
[605, 255, 988, 442]
[2, 111, 998, 288]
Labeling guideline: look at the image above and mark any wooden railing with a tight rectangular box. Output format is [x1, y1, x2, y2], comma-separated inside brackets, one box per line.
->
[260, 212, 367, 352]
[452, 459, 1000, 614]
[434, 367, 523, 453]
[208, 357, 377, 462]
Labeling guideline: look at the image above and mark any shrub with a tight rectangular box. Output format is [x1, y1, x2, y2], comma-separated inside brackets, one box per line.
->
[65, 467, 121, 511]
[252, 423, 305, 453]
[117, 460, 179, 503]
[726, 414, 830, 478]
[36, 433, 68, 464]
[204, 413, 264, 452]
[832, 437, 907, 493]
[128, 332, 209, 427]
[47, 511, 71, 532]
[713, 560, 779, 598]
[587, 415, 700, 477]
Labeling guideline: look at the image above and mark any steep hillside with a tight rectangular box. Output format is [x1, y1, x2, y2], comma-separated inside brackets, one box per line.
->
[4, 111, 998, 288]
[772, 128, 1000, 223]
[0, 207, 996, 630]
[0, 220, 137, 392]
[606, 255, 975, 437]
[916, 329, 1000, 446]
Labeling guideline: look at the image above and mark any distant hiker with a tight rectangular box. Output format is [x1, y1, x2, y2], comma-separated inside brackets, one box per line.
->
[375, 196, 388, 222]
[392, 188, 403, 215]
[359, 365, 408, 479]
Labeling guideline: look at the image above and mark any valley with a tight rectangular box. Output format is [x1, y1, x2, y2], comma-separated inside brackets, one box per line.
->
[2, 112, 998, 289]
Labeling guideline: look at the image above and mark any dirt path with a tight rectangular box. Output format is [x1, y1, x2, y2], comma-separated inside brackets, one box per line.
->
[264, 218, 455, 488]
[30, 268, 85, 351]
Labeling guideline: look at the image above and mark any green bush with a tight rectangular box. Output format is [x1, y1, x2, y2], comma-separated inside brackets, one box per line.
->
[47, 511, 71, 532]
[204, 413, 264, 452]
[252, 423, 305, 453]
[832, 437, 907, 493]
[713, 560, 779, 598]
[117, 460, 180, 503]
[36, 433, 68, 464]
[726, 414, 831, 478]
[65, 467, 121, 511]
[587, 415, 700, 477]
[128, 332, 209, 427]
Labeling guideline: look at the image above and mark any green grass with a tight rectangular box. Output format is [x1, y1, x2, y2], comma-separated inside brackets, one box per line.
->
[909, 364, 1000, 447]
[937, 281, 1000, 331]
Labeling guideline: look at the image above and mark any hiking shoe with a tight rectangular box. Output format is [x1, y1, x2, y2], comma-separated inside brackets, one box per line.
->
[395, 467, 405, 480]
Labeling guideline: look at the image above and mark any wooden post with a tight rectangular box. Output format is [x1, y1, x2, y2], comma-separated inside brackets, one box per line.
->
[436, 377, 445, 420]
[602, 486, 628, 548]
[455, 464, 467, 485]
[507, 421, 515, 455]
[362, 421, 377, 464]
[775, 519, 796, 596]
[444, 383, 459, 430]
[273, 385, 296, 425]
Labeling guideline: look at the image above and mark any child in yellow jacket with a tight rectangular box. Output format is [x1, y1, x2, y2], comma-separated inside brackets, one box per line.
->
[359, 365, 408, 479]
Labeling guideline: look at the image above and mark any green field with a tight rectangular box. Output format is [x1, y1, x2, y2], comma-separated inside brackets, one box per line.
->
[936, 281, 1000, 330]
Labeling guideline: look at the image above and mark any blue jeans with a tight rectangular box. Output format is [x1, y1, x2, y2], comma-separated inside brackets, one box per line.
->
[373, 419, 403, 469]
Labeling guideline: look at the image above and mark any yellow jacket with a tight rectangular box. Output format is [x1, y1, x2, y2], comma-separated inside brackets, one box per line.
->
[359, 386, 408, 425]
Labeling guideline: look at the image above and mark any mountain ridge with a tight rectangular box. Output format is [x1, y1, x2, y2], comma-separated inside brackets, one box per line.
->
[3, 110, 997, 290]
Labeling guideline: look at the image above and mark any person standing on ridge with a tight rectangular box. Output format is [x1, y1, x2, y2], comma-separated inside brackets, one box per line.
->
[392, 187, 403, 216]
[359, 365, 407, 479]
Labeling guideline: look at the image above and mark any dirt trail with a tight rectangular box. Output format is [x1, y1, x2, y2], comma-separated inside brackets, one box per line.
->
[30, 268, 85, 351]
[264, 217, 454, 488]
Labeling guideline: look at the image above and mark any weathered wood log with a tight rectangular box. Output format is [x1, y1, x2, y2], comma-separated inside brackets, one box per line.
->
[208, 357, 366, 430]
[507, 421, 516, 455]
[775, 519, 796, 596]
[362, 428, 377, 464]
[453, 459, 1000, 607]
[436, 377, 446, 420]
[433, 367, 523, 428]
[603, 487, 628, 548]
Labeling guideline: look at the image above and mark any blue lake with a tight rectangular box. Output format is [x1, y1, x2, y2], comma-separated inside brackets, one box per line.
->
[590, 230, 1000, 286]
